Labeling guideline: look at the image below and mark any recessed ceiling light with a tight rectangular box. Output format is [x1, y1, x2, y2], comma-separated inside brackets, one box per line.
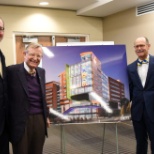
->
[39, 2, 49, 6]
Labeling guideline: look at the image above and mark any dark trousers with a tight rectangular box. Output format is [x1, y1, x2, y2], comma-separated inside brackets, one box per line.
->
[133, 109, 154, 154]
[12, 114, 45, 154]
[0, 130, 9, 154]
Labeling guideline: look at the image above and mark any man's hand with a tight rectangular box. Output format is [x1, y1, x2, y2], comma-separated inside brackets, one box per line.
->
[46, 117, 50, 128]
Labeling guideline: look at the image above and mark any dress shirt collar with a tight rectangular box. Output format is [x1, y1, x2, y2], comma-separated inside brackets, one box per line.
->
[138, 54, 149, 63]
[24, 62, 31, 73]
[24, 62, 36, 76]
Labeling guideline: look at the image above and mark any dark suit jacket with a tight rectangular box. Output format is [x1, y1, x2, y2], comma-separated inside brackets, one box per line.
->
[0, 50, 7, 136]
[7, 63, 48, 144]
[128, 55, 154, 122]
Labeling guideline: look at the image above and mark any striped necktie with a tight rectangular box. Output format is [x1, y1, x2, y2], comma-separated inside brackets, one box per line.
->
[137, 59, 149, 66]
[29, 70, 36, 76]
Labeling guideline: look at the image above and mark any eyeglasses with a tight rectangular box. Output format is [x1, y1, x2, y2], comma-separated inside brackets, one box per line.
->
[134, 44, 147, 49]
[26, 53, 43, 59]
[0, 27, 5, 32]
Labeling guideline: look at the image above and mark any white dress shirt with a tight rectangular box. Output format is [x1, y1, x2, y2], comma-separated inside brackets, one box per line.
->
[24, 62, 36, 76]
[137, 55, 149, 87]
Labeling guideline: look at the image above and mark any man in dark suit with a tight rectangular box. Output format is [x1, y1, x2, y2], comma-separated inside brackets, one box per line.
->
[128, 36, 154, 154]
[7, 42, 50, 154]
[0, 17, 9, 154]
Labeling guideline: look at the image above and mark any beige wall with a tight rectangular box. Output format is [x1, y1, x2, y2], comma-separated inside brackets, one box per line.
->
[2, 5, 153, 66]
[103, 8, 154, 64]
[0, 6, 103, 65]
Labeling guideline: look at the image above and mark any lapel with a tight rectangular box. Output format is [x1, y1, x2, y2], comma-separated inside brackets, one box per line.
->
[17, 63, 29, 96]
[36, 67, 45, 96]
[131, 60, 143, 89]
[17, 64, 45, 97]
[0, 49, 6, 78]
[144, 55, 154, 88]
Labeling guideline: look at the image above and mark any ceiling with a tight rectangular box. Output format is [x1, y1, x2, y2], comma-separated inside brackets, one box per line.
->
[0, 0, 153, 17]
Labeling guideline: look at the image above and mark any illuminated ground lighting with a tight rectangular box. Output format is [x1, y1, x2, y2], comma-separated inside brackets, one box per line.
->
[49, 108, 70, 121]
[89, 92, 113, 113]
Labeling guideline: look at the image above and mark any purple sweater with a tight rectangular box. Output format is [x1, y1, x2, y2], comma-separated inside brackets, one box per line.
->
[25, 71, 43, 114]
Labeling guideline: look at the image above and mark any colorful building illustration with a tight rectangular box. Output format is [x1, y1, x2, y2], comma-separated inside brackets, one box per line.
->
[46, 51, 127, 121]
[70, 51, 103, 102]
[58, 71, 72, 113]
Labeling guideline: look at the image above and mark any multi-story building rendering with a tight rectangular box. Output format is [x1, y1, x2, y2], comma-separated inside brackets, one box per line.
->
[46, 51, 127, 121]
[102, 72, 109, 102]
[45, 81, 61, 113]
[70, 51, 103, 102]
[63, 51, 104, 120]
[108, 77, 125, 102]
[58, 71, 72, 113]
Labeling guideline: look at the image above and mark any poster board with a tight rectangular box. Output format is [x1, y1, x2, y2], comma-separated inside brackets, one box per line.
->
[42, 45, 131, 124]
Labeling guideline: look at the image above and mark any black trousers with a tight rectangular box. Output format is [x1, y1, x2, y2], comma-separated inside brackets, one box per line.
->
[0, 129, 9, 154]
[12, 114, 46, 154]
[133, 109, 154, 154]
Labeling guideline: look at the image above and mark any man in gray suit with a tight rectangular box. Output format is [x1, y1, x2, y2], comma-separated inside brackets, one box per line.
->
[128, 36, 154, 154]
[0, 17, 9, 154]
[7, 42, 50, 154]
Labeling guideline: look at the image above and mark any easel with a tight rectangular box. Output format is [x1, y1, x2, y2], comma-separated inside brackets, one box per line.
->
[58, 121, 120, 154]
[101, 122, 119, 154]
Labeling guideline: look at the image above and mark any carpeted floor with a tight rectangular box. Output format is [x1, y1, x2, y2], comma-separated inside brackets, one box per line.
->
[43, 121, 150, 154]
[10, 121, 150, 154]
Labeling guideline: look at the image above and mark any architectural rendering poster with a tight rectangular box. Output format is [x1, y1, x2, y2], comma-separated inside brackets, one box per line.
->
[42, 45, 131, 124]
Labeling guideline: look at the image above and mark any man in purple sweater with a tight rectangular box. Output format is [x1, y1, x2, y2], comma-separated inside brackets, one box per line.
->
[7, 42, 50, 154]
